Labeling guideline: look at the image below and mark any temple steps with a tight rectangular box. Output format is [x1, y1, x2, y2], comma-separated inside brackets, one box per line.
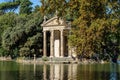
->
[48, 57, 74, 61]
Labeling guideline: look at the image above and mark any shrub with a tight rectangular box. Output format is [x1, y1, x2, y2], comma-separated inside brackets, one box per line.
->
[42, 56, 48, 61]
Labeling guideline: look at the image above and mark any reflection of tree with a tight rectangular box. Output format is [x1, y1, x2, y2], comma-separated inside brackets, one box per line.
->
[0, 61, 19, 80]
[77, 64, 92, 80]
[19, 64, 44, 80]
[110, 63, 117, 80]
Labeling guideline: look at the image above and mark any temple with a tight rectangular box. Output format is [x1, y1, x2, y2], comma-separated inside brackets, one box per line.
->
[41, 15, 72, 58]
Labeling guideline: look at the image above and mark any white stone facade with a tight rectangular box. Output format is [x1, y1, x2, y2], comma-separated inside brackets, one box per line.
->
[41, 15, 71, 57]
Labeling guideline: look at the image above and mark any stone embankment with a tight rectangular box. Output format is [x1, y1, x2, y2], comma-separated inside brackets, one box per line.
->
[16, 57, 106, 64]
[0, 56, 12, 61]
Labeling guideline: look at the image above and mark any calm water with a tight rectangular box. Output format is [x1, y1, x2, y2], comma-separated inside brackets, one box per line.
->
[0, 61, 120, 80]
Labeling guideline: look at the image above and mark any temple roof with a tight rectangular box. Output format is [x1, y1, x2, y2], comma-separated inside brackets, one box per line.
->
[41, 16, 66, 27]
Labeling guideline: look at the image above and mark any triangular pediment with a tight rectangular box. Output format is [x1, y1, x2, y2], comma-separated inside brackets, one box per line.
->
[41, 16, 66, 27]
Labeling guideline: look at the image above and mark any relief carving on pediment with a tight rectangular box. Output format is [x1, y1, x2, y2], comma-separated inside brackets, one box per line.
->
[42, 17, 65, 27]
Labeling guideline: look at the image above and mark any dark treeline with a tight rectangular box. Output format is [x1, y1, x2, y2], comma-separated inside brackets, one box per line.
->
[0, 0, 120, 62]
[0, 0, 43, 58]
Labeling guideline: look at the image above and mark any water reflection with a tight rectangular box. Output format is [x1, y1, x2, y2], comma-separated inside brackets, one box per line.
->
[110, 63, 117, 80]
[0, 61, 120, 80]
[43, 64, 77, 80]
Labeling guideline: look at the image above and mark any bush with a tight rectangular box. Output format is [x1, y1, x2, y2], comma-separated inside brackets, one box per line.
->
[12, 48, 19, 58]
[42, 56, 48, 61]
[0, 47, 9, 57]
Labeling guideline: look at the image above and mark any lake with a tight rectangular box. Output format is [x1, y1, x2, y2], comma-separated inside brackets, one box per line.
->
[0, 61, 120, 80]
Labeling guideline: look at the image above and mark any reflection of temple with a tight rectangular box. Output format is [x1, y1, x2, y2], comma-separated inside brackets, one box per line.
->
[43, 64, 77, 80]
[41, 15, 72, 57]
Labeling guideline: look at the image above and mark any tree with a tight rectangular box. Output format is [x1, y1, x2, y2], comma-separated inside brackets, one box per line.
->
[33, 5, 40, 13]
[40, 0, 120, 61]
[107, 0, 120, 19]
[40, 0, 69, 18]
[0, 0, 20, 12]
[69, 0, 120, 61]
[0, 0, 43, 58]
[2, 12, 43, 57]
[0, 12, 17, 47]
[19, 0, 32, 14]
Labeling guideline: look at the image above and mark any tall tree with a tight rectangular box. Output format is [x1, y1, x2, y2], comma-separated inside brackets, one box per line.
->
[40, 0, 69, 18]
[19, 0, 32, 14]
[69, 0, 120, 61]
[1, 12, 43, 57]
[0, 0, 20, 12]
[40, 0, 120, 61]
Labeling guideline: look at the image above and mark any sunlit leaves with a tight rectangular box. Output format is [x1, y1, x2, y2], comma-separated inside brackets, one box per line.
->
[68, 0, 120, 60]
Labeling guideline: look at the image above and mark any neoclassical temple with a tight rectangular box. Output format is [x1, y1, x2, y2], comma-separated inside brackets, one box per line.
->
[41, 15, 71, 57]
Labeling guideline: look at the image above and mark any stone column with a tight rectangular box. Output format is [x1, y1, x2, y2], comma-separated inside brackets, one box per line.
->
[50, 30, 54, 57]
[43, 31, 47, 57]
[60, 30, 64, 57]
[68, 30, 72, 57]
[68, 46, 72, 57]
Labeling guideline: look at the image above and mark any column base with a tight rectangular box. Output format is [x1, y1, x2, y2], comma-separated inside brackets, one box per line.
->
[43, 55, 47, 57]
[60, 56, 64, 58]
[68, 56, 71, 58]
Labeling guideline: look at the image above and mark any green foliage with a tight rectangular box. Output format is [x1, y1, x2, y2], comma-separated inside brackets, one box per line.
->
[19, 47, 30, 57]
[0, 47, 9, 57]
[42, 56, 48, 61]
[19, 0, 32, 14]
[0, 10, 4, 15]
[41, 0, 120, 61]
[40, 0, 69, 18]
[0, 12, 17, 28]
[1, 12, 43, 58]
[1, 0, 120, 61]
[12, 48, 19, 58]
[107, 0, 120, 18]
[69, 0, 120, 60]
[0, 0, 20, 12]
[0, 0, 42, 58]
[0, 12, 17, 46]
[33, 5, 40, 13]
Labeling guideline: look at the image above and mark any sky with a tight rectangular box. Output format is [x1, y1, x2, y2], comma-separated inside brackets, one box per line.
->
[0, 0, 41, 7]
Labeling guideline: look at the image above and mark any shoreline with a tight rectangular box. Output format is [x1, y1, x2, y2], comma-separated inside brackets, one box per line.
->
[16, 58, 107, 65]
[0, 56, 12, 61]
[0, 57, 108, 64]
